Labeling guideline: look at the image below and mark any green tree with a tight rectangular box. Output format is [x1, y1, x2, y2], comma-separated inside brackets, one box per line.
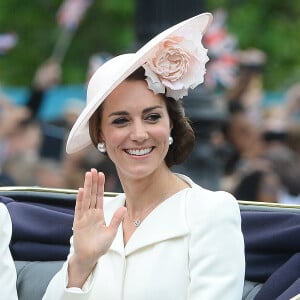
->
[0, 0, 135, 86]
[1, 0, 300, 90]
[207, 0, 300, 90]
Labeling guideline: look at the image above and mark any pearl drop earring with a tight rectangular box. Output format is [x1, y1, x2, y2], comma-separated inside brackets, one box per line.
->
[168, 136, 174, 145]
[97, 142, 106, 153]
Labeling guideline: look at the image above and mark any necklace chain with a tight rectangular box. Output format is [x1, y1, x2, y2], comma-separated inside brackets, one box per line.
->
[125, 173, 182, 227]
[126, 197, 165, 227]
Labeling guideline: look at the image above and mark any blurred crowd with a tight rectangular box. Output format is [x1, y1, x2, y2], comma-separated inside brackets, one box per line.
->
[1, 52, 300, 205]
[216, 51, 300, 205]
[1, 9, 300, 205]
[0, 58, 122, 193]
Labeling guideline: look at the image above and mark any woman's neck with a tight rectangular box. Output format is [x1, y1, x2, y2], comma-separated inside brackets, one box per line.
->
[119, 166, 190, 245]
[119, 167, 188, 216]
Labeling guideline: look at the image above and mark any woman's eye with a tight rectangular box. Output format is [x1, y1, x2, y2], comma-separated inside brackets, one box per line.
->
[146, 113, 161, 122]
[112, 117, 128, 125]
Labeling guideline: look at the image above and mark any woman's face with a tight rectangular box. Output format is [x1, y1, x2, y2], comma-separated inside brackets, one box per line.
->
[99, 80, 172, 180]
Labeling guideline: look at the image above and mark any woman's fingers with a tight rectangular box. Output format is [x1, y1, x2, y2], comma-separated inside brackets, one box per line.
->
[96, 172, 105, 209]
[89, 168, 99, 208]
[73, 188, 85, 230]
[75, 188, 84, 212]
[81, 171, 92, 210]
[73, 169, 107, 230]
[75, 169, 106, 213]
[72, 177, 124, 261]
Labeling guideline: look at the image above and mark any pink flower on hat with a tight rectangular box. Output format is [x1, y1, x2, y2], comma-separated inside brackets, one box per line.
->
[143, 35, 209, 100]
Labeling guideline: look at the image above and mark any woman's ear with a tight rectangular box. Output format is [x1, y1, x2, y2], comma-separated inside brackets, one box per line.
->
[98, 132, 104, 143]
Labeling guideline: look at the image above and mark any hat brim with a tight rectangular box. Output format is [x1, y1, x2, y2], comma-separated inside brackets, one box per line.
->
[66, 12, 212, 154]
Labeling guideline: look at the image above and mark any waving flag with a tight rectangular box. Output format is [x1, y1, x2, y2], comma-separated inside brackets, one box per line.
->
[204, 55, 238, 90]
[203, 9, 239, 90]
[56, 0, 93, 31]
[52, 0, 93, 63]
[0, 33, 18, 55]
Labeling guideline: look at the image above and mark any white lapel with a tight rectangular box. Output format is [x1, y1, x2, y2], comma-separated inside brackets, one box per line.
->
[104, 195, 126, 255]
[124, 188, 190, 256]
[104, 189, 190, 256]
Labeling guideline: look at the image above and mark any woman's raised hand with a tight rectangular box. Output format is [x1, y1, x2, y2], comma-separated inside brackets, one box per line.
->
[68, 168, 126, 287]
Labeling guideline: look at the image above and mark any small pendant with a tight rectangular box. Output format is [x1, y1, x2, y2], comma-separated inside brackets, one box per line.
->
[134, 219, 142, 227]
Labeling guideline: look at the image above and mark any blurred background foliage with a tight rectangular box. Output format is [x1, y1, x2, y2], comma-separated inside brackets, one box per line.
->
[0, 0, 135, 86]
[0, 0, 299, 90]
[208, 0, 300, 90]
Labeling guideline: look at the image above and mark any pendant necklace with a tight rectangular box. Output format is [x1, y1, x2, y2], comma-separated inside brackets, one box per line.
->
[126, 197, 165, 228]
[126, 174, 178, 227]
[134, 219, 142, 227]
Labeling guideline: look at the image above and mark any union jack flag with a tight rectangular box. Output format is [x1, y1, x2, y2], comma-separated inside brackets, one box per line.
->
[203, 9, 239, 90]
[56, 0, 93, 31]
[0, 33, 18, 55]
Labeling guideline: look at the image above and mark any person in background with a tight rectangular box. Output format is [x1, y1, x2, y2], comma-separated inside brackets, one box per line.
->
[0, 203, 18, 300]
[50, 98, 85, 131]
[26, 59, 62, 120]
[0, 92, 33, 186]
[43, 13, 245, 300]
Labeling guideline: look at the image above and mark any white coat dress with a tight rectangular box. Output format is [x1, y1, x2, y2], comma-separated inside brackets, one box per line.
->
[43, 174, 245, 300]
[0, 203, 18, 300]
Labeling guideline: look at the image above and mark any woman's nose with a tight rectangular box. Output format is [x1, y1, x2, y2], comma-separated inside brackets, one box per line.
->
[130, 122, 148, 142]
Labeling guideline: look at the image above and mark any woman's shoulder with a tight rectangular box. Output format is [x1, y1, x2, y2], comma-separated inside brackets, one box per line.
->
[179, 176, 240, 225]
[177, 173, 237, 207]
[187, 185, 238, 211]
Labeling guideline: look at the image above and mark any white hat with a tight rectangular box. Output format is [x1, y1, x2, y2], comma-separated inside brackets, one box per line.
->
[66, 12, 213, 154]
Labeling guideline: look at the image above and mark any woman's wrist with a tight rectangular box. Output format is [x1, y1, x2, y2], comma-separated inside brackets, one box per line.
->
[67, 254, 98, 288]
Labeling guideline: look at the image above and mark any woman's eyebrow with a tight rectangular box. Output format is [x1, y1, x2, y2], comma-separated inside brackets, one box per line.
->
[108, 106, 163, 117]
[108, 111, 129, 117]
[143, 105, 163, 113]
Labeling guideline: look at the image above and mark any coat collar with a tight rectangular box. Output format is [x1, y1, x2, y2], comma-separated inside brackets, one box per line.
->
[104, 188, 190, 256]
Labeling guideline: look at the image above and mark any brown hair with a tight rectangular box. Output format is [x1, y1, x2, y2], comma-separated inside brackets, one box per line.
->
[89, 67, 195, 167]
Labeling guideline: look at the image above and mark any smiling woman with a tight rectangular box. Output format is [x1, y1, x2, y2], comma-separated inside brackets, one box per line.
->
[95, 79, 173, 181]
[42, 12, 245, 300]
[89, 67, 195, 169]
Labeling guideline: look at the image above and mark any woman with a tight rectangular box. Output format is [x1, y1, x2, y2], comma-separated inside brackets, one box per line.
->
[43, 13, 245, 299]
[0, 203, 18, 300]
